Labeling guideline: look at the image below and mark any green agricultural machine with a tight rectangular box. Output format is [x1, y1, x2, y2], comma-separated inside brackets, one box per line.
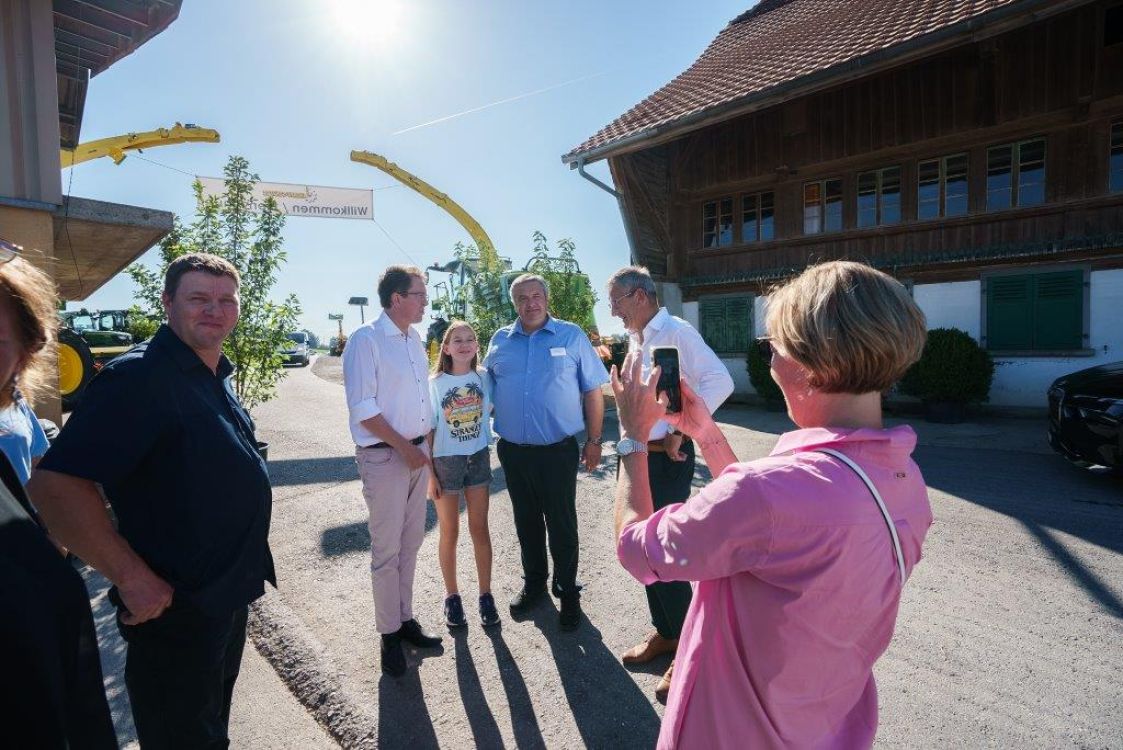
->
[57, 309, 139, 411]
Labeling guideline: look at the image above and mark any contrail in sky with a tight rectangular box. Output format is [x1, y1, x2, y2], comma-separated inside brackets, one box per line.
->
[392, 71, 607, 135]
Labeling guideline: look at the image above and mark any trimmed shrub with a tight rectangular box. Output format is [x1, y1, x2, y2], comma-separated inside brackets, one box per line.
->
[746, 341, 784, 404]
[899, 327, 994, 403]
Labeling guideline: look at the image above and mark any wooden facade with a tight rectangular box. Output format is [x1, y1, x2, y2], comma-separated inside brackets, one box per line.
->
[608, 1, 1123, 299]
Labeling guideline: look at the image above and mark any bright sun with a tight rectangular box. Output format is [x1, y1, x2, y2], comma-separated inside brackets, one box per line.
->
[328, 0, 406, 49]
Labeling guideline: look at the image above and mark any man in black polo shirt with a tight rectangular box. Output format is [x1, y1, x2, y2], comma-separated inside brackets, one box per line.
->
[29, 253, 274, 749]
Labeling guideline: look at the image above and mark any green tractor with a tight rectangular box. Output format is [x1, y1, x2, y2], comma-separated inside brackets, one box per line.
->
[57, 309, 139, 411]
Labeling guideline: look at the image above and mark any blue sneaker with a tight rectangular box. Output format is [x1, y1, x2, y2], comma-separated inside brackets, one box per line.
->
[479, 593, 501, 626]
[444, 594, 466, 628]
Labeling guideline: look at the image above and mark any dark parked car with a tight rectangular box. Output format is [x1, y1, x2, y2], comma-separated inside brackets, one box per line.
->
[1047, 361, 1122, 472]
[281, 332, 311, 366]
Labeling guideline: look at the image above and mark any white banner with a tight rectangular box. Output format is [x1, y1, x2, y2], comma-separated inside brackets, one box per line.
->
[196, 177, 373, 220]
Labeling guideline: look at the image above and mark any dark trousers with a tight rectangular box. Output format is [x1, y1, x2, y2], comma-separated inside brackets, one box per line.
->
[635, 440, 696, 640]
[118, 599, 249, 750]
[497, 436, 581, 596]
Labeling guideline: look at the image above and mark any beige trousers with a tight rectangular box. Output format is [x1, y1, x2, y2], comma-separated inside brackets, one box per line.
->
[356, 444, 431, 634]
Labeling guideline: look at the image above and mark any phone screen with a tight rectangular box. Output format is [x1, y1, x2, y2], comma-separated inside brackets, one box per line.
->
[652, 346, 682, 413]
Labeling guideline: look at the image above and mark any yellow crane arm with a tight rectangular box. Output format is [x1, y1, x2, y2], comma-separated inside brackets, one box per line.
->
[61, 123, 220, 168]
[350, 149, 500, 271]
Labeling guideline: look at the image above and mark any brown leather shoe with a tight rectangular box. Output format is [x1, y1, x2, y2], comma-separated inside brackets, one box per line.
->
[621, 631, 678, 664]
[655, 661, 675, 704]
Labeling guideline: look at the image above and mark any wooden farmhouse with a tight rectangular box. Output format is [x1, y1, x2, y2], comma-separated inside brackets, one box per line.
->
[564, 0, 1123, 409]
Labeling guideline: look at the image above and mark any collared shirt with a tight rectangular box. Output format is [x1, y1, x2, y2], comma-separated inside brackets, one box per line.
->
[618, 426, 933, 750]
[484, 316, 609, 445]
[342, 312, 431, 447]
[627, 307, 734, 440]
[0, 397, 50, 485]
[39, 325, 275, 617]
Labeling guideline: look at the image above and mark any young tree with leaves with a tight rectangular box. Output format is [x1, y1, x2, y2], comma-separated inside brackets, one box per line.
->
[439, 232, 599, 350]
[128, 156, 301, 410]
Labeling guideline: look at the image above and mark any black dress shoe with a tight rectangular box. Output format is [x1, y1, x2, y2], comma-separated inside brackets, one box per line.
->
[381, 632, 406, 677]
[559, 594, 581, 631]
[509, 585, 547, 615]
[399, 618, 442, 648]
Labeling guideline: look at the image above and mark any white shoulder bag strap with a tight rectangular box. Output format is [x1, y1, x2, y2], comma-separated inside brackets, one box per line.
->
[815, 448, 906, 588]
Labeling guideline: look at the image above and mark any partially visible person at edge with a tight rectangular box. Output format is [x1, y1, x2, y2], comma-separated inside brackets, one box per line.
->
[484, 274, 609, 630]
[29, 253, 275, 749]
[606, 265, 733, 702]
[0, 246, 51, 486]
[342, 265, 443, 678]
[0, 240, 115, 748]
[427, 320, 501, 629]
[612, 260, 933, 749]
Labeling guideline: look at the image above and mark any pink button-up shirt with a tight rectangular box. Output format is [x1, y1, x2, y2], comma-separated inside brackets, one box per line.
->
[618, 426, 933, 750]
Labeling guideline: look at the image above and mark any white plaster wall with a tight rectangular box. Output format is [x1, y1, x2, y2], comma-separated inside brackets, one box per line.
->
[658, 282, 683, 317]
[913, 271, 1123, 409]
[913, 280, 980, 336]
[754, 295, 769, 337]
[683, 299, 752, 397]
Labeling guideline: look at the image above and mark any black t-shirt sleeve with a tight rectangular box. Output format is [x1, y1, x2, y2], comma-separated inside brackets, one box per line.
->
[39, 362, 164, 485]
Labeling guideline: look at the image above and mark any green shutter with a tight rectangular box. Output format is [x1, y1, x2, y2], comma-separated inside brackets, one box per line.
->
[987, 271, 1084, 351]
[987, 275, 1033, 350]
[699, 297, 751, 355]
[1032, 271, 1083, 350]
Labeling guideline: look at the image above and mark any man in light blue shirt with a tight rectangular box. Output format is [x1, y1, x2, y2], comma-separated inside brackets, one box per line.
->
[484, 273, 608, 631]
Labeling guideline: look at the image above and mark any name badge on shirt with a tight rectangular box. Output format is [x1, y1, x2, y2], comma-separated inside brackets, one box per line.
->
[550, 347, 566, 357]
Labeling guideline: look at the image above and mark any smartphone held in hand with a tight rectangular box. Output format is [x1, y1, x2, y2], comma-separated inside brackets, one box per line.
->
[652, 346, 682, 413]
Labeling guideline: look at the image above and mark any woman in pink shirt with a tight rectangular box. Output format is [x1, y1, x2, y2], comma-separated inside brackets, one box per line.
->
[613, 261, 933, 749]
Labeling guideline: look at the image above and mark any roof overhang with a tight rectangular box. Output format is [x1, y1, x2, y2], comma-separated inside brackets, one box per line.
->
[51, 195, 173, 300]
[563, 0, 1094, 167]
[54, 0, 183, 149]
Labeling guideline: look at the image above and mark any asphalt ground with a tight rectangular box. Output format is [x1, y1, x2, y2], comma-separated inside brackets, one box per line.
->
[90, 356, 1123, 748]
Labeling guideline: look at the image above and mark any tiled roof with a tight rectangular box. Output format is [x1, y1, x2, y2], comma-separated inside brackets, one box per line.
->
[564, 0, 1028, 163]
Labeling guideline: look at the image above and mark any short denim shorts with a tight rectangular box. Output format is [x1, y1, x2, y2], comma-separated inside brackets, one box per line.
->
[433, 446, 492, 493]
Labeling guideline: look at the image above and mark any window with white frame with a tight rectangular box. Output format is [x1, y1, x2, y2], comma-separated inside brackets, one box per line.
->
[803, 179, 842, 234]
[856, 166, 901, 228]
[1111, 122, 1123, 193]
[702, 197, 734, 248]
[986, 138, 1046, 211]
[918, 154, 968, 220]
[741, 191, 775, 243]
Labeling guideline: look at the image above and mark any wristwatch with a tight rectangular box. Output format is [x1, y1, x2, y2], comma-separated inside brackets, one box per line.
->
[615, 437, 648, 456]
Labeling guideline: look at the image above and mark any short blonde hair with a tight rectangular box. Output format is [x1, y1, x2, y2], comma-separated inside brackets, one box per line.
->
[766, 261, 926, 394]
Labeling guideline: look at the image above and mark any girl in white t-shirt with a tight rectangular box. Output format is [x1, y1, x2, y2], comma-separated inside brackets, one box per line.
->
[427, 320, 499, 628]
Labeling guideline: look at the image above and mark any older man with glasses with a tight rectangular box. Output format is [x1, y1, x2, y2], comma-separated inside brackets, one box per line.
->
[606, 265, 734, 702]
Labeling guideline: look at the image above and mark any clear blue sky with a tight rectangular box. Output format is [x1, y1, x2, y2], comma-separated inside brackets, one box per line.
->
[68, 0, 753, 340]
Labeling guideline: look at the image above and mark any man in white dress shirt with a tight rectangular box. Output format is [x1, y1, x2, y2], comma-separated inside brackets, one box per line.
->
[606, 265, 734, 702]
[342, 265, 443, 677]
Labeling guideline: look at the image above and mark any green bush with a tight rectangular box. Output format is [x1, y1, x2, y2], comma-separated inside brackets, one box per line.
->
[899, 327, 994, 403]
[746, 341, 784, 404]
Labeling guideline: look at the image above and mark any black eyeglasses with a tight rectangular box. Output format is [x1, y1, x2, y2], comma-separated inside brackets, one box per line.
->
[755, 337, 773, 364]
[0, 237, 23, 265]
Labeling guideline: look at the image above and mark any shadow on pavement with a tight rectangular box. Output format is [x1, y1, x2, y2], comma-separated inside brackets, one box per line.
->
[484, 628, 546, 750]
[377, 667, 439, 749]
[450, 630, 507, 749]
[918, 445, 1123, 618]
[268, 456, 358, 487]
[320, 501, 439, 557]
[527, 602, 661, 747]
